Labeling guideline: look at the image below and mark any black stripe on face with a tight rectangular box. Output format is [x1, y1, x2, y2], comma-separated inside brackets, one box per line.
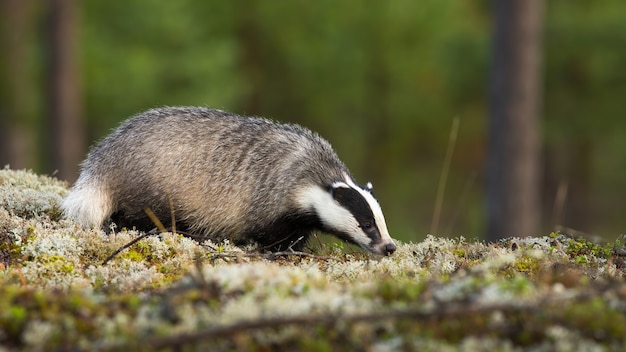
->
[331, 185, 381, 243]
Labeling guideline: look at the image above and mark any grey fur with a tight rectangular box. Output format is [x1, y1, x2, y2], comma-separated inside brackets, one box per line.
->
[63, 107, 396, 255]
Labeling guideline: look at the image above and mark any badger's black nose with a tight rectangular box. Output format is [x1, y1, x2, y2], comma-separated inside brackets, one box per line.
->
[384, 242, 397, 255]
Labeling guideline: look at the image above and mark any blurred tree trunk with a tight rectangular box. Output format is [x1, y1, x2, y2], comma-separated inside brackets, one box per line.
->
[487, 0, 544, 241]
[0, 0, 36, 170]
[45, 0, 85, 183]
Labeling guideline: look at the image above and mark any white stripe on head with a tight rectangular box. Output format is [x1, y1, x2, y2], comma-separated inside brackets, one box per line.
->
[341, 173, 393, 244]
[295, 184, 371, 246]
[295, 173, 395, 255]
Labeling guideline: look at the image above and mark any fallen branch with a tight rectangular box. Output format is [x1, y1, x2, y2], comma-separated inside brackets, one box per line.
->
[132, 296, 591, 350]
[206, 250, 341, 262]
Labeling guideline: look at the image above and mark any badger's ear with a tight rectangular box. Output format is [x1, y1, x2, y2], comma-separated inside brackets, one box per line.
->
[331, 182, 350, 190]
[330, 182, 351, 201]
[365, 182, 373, 192]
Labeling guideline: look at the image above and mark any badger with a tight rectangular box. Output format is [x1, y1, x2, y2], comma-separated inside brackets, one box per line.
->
[62, 107, 396, 256]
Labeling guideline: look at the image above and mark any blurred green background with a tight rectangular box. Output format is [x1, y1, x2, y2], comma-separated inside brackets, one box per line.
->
[1, 1, 626, 242]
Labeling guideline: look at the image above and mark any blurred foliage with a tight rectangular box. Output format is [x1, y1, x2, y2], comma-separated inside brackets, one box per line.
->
[543, 0, 626, 237]
[80, 0, 490, 243]
[6, 0, 626, 241]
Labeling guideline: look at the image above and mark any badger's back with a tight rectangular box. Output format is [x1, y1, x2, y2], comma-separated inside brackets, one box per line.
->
[63, 107, 347, 244]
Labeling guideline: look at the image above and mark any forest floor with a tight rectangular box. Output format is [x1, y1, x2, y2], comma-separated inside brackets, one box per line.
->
[1, 168, 626, 351]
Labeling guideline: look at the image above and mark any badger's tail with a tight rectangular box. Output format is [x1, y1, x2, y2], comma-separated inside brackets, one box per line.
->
[62, 177, 112, 229]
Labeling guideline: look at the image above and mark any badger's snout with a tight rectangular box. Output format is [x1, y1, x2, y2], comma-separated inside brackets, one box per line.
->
[383, 242, 397, 256]
[371, 240, 397, 256]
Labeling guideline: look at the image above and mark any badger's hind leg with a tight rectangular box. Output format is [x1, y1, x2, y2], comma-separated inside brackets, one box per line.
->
[62, 180, 113, 229]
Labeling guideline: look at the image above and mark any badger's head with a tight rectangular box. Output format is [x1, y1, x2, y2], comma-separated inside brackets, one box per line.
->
[297, 174, 397, 256]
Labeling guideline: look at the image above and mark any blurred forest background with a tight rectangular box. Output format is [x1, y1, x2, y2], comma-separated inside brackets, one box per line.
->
[1, 0, 625, 243]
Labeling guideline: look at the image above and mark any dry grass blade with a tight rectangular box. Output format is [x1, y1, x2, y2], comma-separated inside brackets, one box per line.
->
[431, 117, 460, 235]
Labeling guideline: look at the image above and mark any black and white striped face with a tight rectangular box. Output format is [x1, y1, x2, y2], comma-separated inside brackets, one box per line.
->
[297, 174, 396, 256]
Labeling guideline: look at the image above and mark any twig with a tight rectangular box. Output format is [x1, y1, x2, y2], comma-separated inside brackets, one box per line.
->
[555, 225, 605, 244]
[313, 233, 324, 249]
[207, 250, 340, 262]
[287, 236, 305, 252]
[135, 297, 588, 350]
[102, 233, 338, 266]
[552, 180, 569, 228]
[168, 193, 176, 236]
[144, 207, 167, 233]
[101, 232, 154, 265]
[260, 235, 305, 252]
[102, 207, 170, 265]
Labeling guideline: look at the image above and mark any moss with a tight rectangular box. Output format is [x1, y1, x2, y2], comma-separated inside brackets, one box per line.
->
[499, 275, 533, 295]
[563, 236, 614, 261]
[41, 255, 75, 273]
[452, 248, 466, 258]
[374, 279, 424, 304]
[122, 249, 146, 262]
[558, 297, 626, 340]
[2, 305, 28, 338]
[0, 240, 23, 264]
[514, 255, 540, 274]
[3, 168, 626, 350]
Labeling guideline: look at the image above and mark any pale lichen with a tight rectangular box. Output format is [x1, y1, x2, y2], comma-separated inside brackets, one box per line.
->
[0, 168, 625, 351]
[0, 168, 67, 220]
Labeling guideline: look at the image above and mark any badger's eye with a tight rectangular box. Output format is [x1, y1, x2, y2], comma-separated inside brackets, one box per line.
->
[362, 222, 372, 229]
